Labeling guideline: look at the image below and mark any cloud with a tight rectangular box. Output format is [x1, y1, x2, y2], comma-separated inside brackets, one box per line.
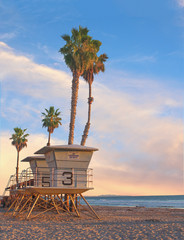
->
[0, 41, 71, 100]
[0, 32, 16, 40]
[0, 41, 12, 50]
[85, 90, 183, 195]
[177, 0, 184, 7]
[0, 41, 72, 127]
[0, 42, 183, 196]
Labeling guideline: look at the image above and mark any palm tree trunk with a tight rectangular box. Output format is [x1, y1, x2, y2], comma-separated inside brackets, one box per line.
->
[16, 151, 19, 184]
[68, 72, 80, 145]
[81, 82, 93, 146]
[47, 132, 51, 146]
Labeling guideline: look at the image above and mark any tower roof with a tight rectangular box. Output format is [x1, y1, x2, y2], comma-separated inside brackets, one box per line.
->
[34, 144, 98, 154]
[21, 155, 45, 162]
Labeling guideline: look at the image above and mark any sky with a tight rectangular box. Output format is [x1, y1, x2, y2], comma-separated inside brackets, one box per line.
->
[0, 0, 183, 196]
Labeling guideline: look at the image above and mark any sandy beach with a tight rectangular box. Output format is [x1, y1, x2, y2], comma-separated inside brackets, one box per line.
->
[0, 206, 184, 239]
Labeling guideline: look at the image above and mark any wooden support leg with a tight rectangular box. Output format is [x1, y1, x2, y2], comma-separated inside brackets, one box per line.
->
[27, 200, 32, 213]
[59, 194, 63, 209]
[29, 206, 55, 219]
[78, 195, 81, 212]
[16, 195, 32, 216]
[4, 197, 18, 215]
[80, 194, 100, 220]
[75, 194, 78, 209]
[13, 195, 21, 210]
[70, 194, 75, 212]
[65, 194, 69, 209]
[12, 194, 25, 216]
[70, 194, 80, 217]
[57, 195, 72, 215]
[51, 196, 60, 214]
[26, 194, 40, 220]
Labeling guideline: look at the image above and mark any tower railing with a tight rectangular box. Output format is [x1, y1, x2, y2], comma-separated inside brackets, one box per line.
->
[7, 167, 93, 191]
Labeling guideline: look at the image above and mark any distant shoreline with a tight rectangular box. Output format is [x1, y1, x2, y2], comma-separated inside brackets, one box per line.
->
[84, 195, 184, 209]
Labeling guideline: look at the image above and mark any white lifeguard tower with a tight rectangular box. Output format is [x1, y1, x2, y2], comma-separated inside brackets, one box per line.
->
[4, 144, 99, 219]
[35, 144, 97, 189]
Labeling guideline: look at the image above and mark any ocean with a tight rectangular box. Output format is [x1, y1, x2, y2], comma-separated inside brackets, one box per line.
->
[84, 195, 184, 209]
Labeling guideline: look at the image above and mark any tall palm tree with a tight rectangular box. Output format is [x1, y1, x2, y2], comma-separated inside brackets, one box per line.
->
[42, 106, 62, 146]
[10, 128, 29, 184]
[81, 54, 108, 146]
[59, 26, 101, 145]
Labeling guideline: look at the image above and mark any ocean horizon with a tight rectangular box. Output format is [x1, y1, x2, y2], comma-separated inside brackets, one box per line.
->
[84, 195, 184, 209]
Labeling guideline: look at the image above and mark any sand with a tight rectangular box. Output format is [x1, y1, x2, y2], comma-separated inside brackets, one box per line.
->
[0, 206, 184, 239]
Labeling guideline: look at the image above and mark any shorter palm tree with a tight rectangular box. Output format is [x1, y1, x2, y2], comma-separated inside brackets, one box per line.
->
[42, 106, 62, 146]
[81, 53, 108, 146]
[10, 128, 29, 184]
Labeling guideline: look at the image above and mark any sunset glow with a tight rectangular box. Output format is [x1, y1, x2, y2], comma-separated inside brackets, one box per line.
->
[0, 0, 183, 196]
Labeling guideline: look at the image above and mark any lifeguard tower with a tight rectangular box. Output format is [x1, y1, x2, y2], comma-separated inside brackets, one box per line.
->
[35, 144, 96, 189]
[4, 144, 99, 220]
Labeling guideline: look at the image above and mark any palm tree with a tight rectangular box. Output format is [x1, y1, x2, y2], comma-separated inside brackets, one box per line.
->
[10, 128, 29, 184]
[42, 106, 62, 146]
[81, 54, 108, 146]
[59, 26, 101, 145]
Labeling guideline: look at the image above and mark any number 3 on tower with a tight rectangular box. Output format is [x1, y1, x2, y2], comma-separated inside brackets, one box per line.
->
[62, 172, 73, 185]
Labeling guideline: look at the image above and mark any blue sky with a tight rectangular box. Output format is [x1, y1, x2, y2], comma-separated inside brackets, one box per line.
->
[0, 0, 183, 195]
